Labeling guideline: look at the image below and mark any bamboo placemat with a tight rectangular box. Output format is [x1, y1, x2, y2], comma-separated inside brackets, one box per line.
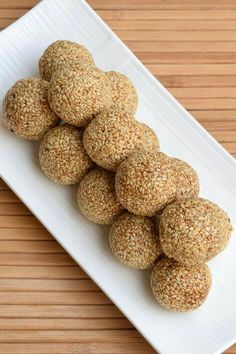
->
[0, 1, 236, 353]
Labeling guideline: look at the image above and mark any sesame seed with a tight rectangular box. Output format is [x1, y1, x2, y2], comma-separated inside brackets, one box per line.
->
[3, 78, 60, 140]
[110, 211, 162, 269]
[115, 151, 176, 216]
[83, 110, 159, 171]
[151, 257, 212, 312]
[170, 158, 200, 199]
[39, 124, 93, 185]
[39, 40, 95, 81]
[77, 168, 123, 225]
[48, 66, 113, 127]
[159, 197, 233, 265]
[106, 71, 138, 114]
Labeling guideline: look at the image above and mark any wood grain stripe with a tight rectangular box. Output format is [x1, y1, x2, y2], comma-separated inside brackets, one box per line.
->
[0, 318, 132, 330]
[0, 305, 122, 318]
[97, 9, 236, 20]
[0, 292, 111, 305]
[0, 342, 156, 354]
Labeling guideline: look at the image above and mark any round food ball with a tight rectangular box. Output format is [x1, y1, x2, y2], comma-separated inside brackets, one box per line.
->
[159, 198, 233, 265]
[115, 151, 176, 216]
[39, 124, 93, 184]
[109, 212, 162, 269]
[151, 257, 212, 312]
[106, 71, 138, 114]
[83, 110, 159, 171]
[137, 122, 160, 152]
[171, 158, 199, 199]
[48, 66, 112, 127]
[3, 78, 59, 140]
[39, 40, 95, 81]
[77, 168, 123, 225]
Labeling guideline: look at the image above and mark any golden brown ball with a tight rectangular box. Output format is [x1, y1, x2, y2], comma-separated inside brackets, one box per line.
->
[115, 151, 176, 216]
[39, 40, 94, 81]
[106, 71, 138, 114]
[110, 212, 162, 269]
[39, 124, 93, 184]
[48, 66, 112, 127]
[171, 158, 200, 199]
[151, 257, 212, 312]
[77, 168, 123, 224]
[159, 197, 233, 265]
[136, 122, 160, 153]
[3, 78, 59, 140]
[83, 110, 159, 171]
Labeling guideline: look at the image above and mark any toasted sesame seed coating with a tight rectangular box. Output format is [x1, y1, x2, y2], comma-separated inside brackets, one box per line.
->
[83, 110, 159, 171]
[115, 151, 177, 216]
[83, 110, 136, 171]
[171, 158, 200, 199]
[151, 257, 212, 312]
[109, 212, 162, 269]
[48, 67, 113, 127]
[159, 198, 233, 265]
[77, 168, 123, 225]
[3, 78, 60, 140]
[39, 40, 95, 81]
[106, 71, 138, 114]
[136, 122, 160, 152]
[39, 124, 93, 185]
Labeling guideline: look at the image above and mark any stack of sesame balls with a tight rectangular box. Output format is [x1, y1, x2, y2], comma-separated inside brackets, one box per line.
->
[3, 40, 233, 312]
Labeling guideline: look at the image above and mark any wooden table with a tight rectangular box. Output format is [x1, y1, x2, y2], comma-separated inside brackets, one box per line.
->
[0, 1, 236, 353]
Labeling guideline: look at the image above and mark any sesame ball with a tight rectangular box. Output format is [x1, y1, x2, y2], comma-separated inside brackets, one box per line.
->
[137, 122, 160, 152]
[151, 257, 212, 312]
[83, 110, 159, 171]
[77, 168, 123, 225]
[106, 71, 138, 114]
[159, 198, 233, 265]
[39, 40, 95, 81]
[48, 66, 112, 127]
[115, 151, 176, 216]
[3, 78, 59, 140]
[171, 158, 200, 199]
[109, 212, 162, 269]
[39, 124, 93, 184]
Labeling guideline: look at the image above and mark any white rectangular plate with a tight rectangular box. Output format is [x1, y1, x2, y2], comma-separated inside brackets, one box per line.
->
[0, 1, 236, 353]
